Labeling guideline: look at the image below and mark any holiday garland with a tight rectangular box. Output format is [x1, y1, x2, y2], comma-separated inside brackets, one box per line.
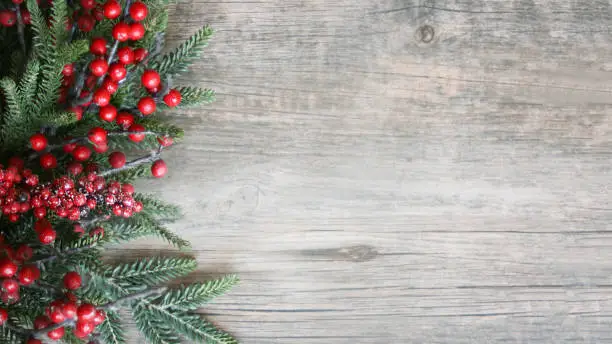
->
[0, 0, 238, 343]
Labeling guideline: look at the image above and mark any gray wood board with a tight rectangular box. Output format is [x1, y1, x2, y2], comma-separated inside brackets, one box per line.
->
[114, 0, 612, 343]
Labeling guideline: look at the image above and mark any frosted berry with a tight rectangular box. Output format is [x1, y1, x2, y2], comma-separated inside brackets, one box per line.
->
[117, 46, 134, 64]
[90, 37, 107, 55]
[129, 1, 148, 21]
[163, 89, 182, 107]
[80, 0, 96, 9]
[129, 22, 145, 40]
[108, 151, 126, 168]
[77, 14, 95, 32]
[133, 47, 148, 63]
[40, 153, 57, 169]
[102, 78, 119, 94]
[77, 303, 96, 321]
[88, 127, 108, 144]
[93, 88, 111, 106]
[38, 227, 56, 244]
[151, 159, 167, 178]
[67, 161, 83, 176]
[0, 10, 16, 27]
[47, 327, 65, 340]
[116, 112, 134, 129]
[138, 97, 156, 115]
[0, 259, 17, 278]
[74, 320, 95, 338]
[112, 22, 131, 41]
[21, 9, 31, 24]
[103, 0, 121, 19]
[141, 70, 161, 89]
[108, 63, 127, 81]
[18, 265, 40, 285]
[99, 104, 117, 122]
[90, 58, 108, 77]
[122, 183, 135, 194]
[63, 272, 82, 290]
[29, 133, 48, 151]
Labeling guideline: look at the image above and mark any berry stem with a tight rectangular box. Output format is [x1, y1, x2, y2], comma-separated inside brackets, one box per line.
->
[13, 5, 26, 54]
[32, 246, 94, 267]
[98, 147, 163, 177]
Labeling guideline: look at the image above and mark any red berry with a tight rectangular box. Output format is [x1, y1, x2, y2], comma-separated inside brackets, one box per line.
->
[138, 96, 156, 115]
[62, 63, 74, 77]
[63, 140, 77, 153]
[63, 272, 82, 290]
[133, 48, 148, 63]
[88, 127, 108, 144]
[117, 46, 134, 64]
[18, 265, 40, 285]
[16, 245, 33, 261]
[40, 153, 57, 169]
[157, 136, 173, 147]
[92, 5, 104, 21]
[129, 1, 148, 21]
[90, 37, 107, 55]
[127, 124, 145, 142]
[93, 310, 106, 325]
[47, 327, 65, 340]
[26, 339, 42, 344]
[122, 183, 135, 194]
[68, 106, 83, 120]
[90, 58, 108, 77]
[98, 105, 117, 123]
[74, 320, 95, 338]
[29, 133, 48, 151]
[38, 227, 56, 244]
[2, 279, 18, 293]
[0, 259, 17, 278]
[151, 159, 167, 178]
[33, 207, 46, 219]
[129, 22, 145, 40]
[101, 78, 119, 94]
[48, 307, 65, 324]
[90, 226, 105, 237]
[0, 308, 6, 325]
[103, 0, 121, 19]
[66, 161, 83, 176]
[163, 89, 182, 107]
[21, 9, 31, 24]
[116, 112, 134, 129]
[108, 151, 126, 168]
[108, 63, 127, 81]
[93, 88, 111, 106]
[0, 10, 16, 27]
[77, 303, 96, 321]
[80, 0, 96, 9]
[62, 302, 78, 318]
[12, 0, 23, 4]
[112, 22, 131, 41]
[93, 142, 109, 153]
[77, 14, 95, 32]
[72, 145, 92, 161]
[141, 70, 160, 89]
[34, 315, 50, 329]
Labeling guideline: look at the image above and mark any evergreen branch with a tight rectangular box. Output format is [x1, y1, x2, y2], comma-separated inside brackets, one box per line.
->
[100, 287, 167, 312]
[16, 60, 40, 114]
[0, 78, 23, 145]
[97, 310, 126, 344]
[150, 25, 214, 76]
[174, 86, 215, 107]
[106, 257, 197, 287]
[158, 275, 239, 311]
[134, 194, 182, 220]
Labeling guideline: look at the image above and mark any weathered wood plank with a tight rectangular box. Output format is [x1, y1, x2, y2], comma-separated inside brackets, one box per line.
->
[115, 0, 612, 342]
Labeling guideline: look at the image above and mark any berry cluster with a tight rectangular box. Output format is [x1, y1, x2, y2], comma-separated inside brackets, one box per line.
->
[0, 269, 107, 342]
[0, 240, 39, 305]
[0, 0, 31, 28]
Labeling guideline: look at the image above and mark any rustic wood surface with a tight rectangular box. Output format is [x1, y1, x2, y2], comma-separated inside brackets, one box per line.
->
[111, 0, 612, 343]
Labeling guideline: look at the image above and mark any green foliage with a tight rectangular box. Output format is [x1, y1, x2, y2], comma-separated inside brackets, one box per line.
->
[150, 25, 214, 76]
[0, 0, 236, 343]
[159, 275, 239, 311]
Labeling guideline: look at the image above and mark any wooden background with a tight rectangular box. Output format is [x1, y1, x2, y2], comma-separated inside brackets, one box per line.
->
[113, 0, 612, 343]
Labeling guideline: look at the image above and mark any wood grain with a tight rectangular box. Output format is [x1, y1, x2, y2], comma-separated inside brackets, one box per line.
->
[113, 0, 612, 342]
